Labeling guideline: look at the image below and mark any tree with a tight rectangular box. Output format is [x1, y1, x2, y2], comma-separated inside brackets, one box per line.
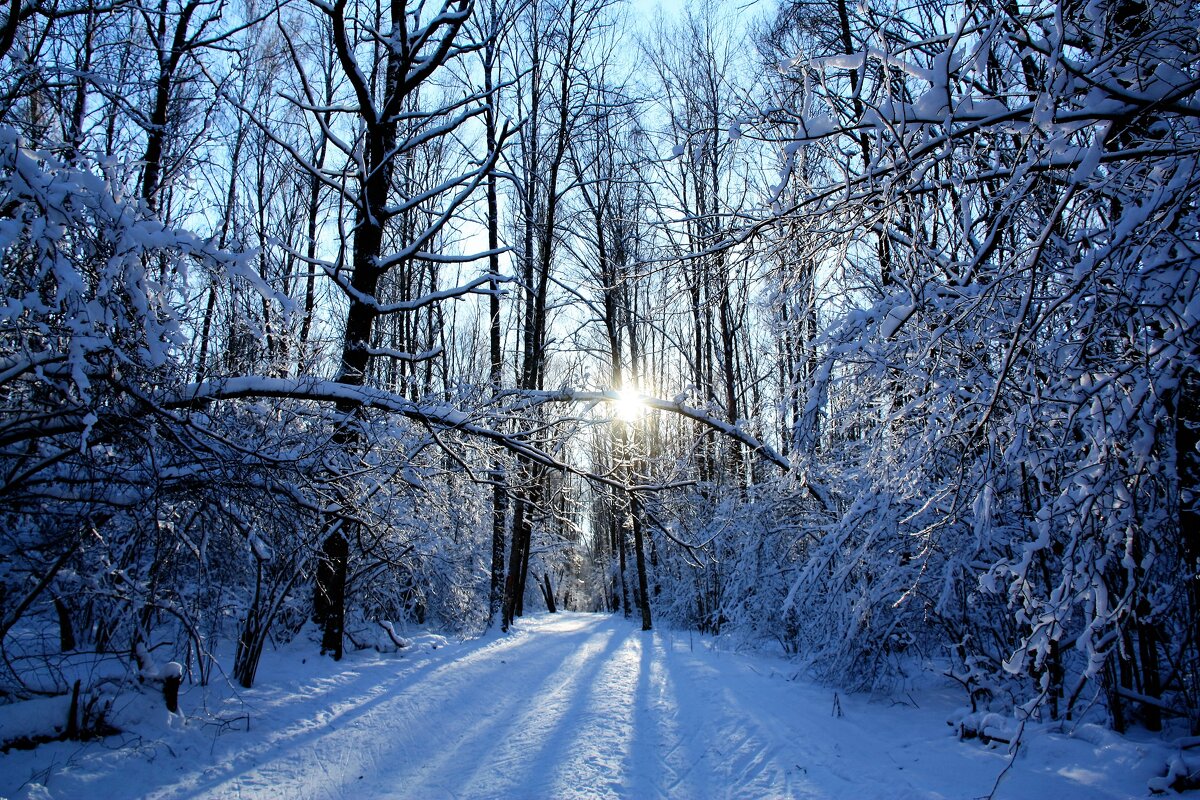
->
[276, 0, 506, 658]
[748, 0, 1200, 725]
[640, 0, 763, 630]
[498, 0, 616, 630]
[567, 72, 654, 628]
[0, 122, 288, 688]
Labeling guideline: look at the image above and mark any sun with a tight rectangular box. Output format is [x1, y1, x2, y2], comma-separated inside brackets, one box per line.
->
[612, 386, 646, 423]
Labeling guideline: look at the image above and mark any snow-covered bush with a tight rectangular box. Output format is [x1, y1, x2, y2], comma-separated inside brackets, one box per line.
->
[747, 0, 1200, 728]
[0, 128, 333, 696]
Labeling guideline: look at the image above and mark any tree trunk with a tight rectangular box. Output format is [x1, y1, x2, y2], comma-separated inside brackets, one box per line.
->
[541, 572, 557, 613]
[503, 493, 528, 630]
[315, 531, 348, 660]
[484, 0, 507, 629]
[54, 595, 75, 652]
[630, 493, 652, 631]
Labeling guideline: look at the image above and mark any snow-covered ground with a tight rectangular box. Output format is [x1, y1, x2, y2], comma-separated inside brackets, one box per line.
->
[0, 613, 1173, 799]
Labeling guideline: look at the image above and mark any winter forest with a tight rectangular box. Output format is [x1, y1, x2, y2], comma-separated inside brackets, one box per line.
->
[1, 0, 1199, 792]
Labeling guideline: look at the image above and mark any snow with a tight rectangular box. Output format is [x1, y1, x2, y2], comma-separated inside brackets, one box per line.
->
[0, 695, 71, 744]
[880, 303, 916, 339]
[0, 613, 1169, 799]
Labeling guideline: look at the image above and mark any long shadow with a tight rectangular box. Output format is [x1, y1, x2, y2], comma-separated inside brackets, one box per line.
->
[386, 618, 638, 796]
[653, 630, 813, 799]
[624, 626, 665, 798]
[393, 623, 623, 796]
[221, 626, 534, 736]
[634, 628, 721, 799]
[160, 621, 604, 799]
[505, 618, 633, 795]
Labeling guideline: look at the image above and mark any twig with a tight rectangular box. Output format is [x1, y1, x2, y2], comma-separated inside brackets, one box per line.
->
[982, 716, 1027, 800]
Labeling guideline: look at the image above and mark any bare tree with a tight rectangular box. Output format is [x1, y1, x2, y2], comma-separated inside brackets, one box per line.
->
[273, 0, 506, 658]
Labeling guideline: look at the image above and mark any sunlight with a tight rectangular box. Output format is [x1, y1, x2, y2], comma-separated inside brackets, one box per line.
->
[612, 387, 646, 423]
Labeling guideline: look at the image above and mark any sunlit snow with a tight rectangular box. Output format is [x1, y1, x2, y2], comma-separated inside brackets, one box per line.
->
[0, 614, 1166, 800]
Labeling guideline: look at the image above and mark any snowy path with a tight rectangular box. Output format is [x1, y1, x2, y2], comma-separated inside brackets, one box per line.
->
[1, 613, 1161, 799]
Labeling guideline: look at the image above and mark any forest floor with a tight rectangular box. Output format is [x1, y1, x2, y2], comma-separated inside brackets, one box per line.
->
[0, 612, 1174, 799]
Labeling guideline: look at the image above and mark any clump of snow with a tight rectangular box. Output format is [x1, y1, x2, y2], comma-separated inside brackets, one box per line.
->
[0, 695, 70, 745]
[879, 302, 915, 339]
[1149, 747, 1200, 793]
[374, 620, 411, 652]
[950, 708, 1018, 745]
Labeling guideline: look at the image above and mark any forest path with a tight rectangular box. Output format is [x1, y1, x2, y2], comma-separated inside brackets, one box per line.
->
[5, 612, 1155, 799]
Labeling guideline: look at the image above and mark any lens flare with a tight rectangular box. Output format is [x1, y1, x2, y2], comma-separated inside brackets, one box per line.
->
[612, 387, 645, 423]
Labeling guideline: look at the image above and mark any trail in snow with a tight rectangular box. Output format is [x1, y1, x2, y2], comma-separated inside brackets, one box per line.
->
[0, 613, 1161, 799]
